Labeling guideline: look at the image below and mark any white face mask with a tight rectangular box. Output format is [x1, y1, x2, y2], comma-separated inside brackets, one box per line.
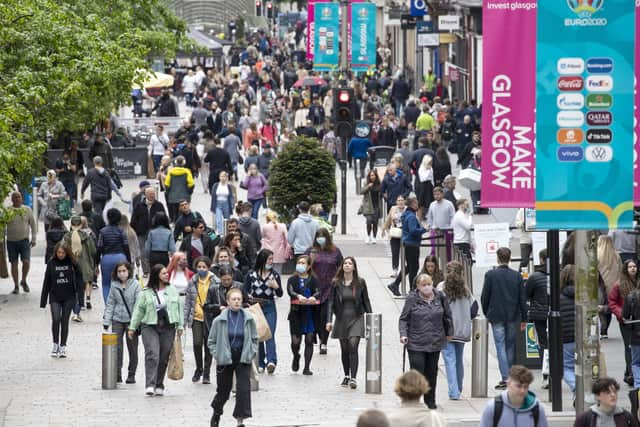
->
[117, 271, 129, 282]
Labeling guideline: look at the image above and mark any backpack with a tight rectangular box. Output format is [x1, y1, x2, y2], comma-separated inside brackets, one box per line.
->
[583, 408, 633, 426]
[493, 395, 539, 427]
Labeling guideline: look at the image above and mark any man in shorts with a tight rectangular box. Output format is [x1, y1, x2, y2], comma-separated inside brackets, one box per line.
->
[5, 191, 36, 294]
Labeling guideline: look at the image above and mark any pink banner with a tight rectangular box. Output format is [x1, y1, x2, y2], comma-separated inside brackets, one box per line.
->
[635, 3, 640, 204]
[481, 1, 536, 208]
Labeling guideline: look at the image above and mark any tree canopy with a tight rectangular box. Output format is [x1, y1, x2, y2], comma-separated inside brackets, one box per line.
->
[0, 0, 188, 197]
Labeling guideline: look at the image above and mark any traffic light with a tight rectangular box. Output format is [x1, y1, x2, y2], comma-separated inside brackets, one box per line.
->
[266, 2, 273, 19]
[255, 0, 262, 16]
[333, 87, 356, 144]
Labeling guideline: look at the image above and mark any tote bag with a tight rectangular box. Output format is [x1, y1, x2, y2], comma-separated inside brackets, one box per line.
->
[248, 303, 272, 342]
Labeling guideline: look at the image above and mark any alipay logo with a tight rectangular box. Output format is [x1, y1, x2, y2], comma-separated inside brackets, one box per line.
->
[557, 58, 585, 75]
[557, 111, 585, 127]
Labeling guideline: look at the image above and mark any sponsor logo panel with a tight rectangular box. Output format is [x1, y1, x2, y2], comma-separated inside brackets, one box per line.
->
[585, 145, 613, 162]
[586, 111, 612, 126]
[586, 128, 613, 143]
[557, 128, 584, 144]
[557, 146, 584, 162]
[558, 76, 584, 91]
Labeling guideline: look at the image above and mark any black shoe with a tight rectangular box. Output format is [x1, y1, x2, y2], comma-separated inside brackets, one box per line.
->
[210, 413, 220, 427]
[303, 368, 313, 376]
[202, 374, 211, 384]
[125, 374, 135, 384]
[20, 281, 30, 293]
[626, 376, 635, 386]
[292, 354, 300, 372]
[192, 369, 203, 383]
[427, 403, 437, 410]
[86, 301, 92, 310]
[341, 376, 350, 387]
[117, 374, 123, 383]
[11, 286, 18, 294]
[495, 381, 507, 390]
[387, 283, 400, 296]
[319, 344, 327, 355]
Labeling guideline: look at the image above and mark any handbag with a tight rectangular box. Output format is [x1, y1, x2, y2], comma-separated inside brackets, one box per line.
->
[167, 335, 184, 380]
[57, 199, 71, 220]
[248, 303, 272, 342]
[458, 167, 481, 191]
[389, 226, 402, 239]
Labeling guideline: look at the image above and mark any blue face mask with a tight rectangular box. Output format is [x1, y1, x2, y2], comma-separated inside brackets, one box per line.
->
[197, 270, 208, 278]
[265, 263, 273, 270]
[316, 237, 327, 246]
[295, 264, 307, 274]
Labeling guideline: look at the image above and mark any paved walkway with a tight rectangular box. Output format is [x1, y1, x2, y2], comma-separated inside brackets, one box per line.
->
[0, 159, 625, 426]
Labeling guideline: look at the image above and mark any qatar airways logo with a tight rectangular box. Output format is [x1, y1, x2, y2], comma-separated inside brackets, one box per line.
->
[558, 76, 584, 91]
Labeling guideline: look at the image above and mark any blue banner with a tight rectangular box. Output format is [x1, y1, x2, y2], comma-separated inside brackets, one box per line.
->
[410, 0, 427, 17]
[313, 3, 340, 71]
[351, 3, 376, 71]
[535, 0, 635, 230]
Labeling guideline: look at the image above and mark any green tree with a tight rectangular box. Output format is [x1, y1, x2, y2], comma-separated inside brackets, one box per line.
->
[267, 137, 336, 223]
[0, 0, 188, 209]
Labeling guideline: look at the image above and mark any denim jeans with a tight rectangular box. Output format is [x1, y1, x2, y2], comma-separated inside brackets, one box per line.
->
[630, 345, 640, 389]
[258, 300, 278, 368]
[100, 253, 127, 303]
[215, 203, 231, 236]
[491, 322, 518, 381]
[442, 342, 465, 398]
[249, 198, 263, 219]
[563, 341, 576, 393]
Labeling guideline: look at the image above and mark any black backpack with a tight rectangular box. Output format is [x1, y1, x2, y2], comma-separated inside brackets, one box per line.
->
[493, 395, 539, 427]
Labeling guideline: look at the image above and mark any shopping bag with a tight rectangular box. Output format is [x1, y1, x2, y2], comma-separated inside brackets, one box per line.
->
[248, 303, 272, 342]
[167, 335, 184, 380]
[56, 199, 71, 220]
[147, 156, 155, 179]
[458, 167, 481, 191]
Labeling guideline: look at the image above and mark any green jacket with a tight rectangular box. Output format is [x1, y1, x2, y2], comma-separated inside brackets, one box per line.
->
[207, 308, 258, 365]
[129, 285, 184, 331]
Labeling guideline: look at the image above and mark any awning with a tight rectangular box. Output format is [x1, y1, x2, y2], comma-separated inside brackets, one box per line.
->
[188, 27, 223, 51]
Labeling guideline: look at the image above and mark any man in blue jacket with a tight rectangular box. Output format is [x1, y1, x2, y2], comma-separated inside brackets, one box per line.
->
[388, 196, 425, 296]
[380, 163, 412, 211]
[347, 134, 371, 178]
[481, 247, 527, 390]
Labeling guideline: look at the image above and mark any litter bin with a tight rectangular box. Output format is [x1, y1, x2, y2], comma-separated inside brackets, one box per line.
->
[367, 146, 396, 171]
[515, 322, 542, 369]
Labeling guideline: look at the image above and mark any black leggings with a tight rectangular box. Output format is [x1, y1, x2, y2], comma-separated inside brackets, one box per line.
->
[51, 299, 74, 346]
[291, 333, 315, 370]
[390, 238, 401, 270]
[366, 223, 378, 237]
[339, 337, 361, 378]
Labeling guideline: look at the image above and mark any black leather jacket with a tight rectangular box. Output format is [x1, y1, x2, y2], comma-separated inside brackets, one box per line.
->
[326, 279, 372, 322]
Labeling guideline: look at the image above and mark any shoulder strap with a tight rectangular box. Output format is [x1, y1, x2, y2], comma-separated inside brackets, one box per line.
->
[621, 409, 633, 426]
[115, 287, 132, 318]
[493, 395, 503, 427]
[531, 402, 539, 427]
[583, 408, 593, 427]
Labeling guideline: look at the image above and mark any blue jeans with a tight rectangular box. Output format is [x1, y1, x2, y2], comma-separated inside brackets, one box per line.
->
[215, 203, 231, 236]
[442, 342, 465, 398]
[101, 253, 126, 303]
[152, 155, 163, 172]
[632, 345, 640, 388]
[258, 300, 278, 368]
[563, 341, 576, 393]
[249, 198, 263, 219]
[491, 322, 518, 381]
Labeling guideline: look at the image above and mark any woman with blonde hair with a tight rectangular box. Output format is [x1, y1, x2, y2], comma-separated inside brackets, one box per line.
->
[387, 370, 444, 427]
[261, 211, 290, 274]
[598, 235, 621, 338]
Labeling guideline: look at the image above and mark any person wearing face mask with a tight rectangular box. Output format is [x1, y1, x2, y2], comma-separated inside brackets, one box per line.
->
[103, 261, 141, 384]
[208, 288, 258, 427]
[306, 228, 343, 355]
[80, 156, 112, 215]
[211, 246, 245, 283]
[184, 256, 218, 384]
[243, 249, 283, 374]
[399, 273, 453, 409]
[167, 252, 194, 296]
[261, 211, 290, 275]
[452, 199, 473, 260]
[326, 257, 372, 390]
[128, 264, 184, 397]
[287, 255, 320, 375]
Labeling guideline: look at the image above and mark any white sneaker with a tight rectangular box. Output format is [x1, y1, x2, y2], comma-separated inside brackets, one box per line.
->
[154, 387, 164, 396]
[51, 343, 59, 357]
[365, 236, 371, 244]
[58, 346, 67, 358]
[145, 387, 155, 396]
[371, 236, 377, 244]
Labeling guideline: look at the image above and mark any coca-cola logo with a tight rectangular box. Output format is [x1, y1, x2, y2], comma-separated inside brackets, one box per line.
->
[557, 76, 584, 91]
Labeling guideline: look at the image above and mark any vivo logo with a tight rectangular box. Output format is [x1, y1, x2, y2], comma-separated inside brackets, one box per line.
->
[557, 146, 584, 162]
[558, 76, 584, 91]
[586, 75, 613, 92]
[557, 93, 584, 110]
[557, 57, 585, 75]
[586, 57, 613, 74]
[557, 111, 585, 127]
[586, 145, 613, 162]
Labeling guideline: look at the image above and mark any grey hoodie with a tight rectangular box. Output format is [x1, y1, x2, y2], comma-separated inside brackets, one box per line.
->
[103, 279, 141, 326]
[287, 213, 319, 255]
[590, 404, 626, 427]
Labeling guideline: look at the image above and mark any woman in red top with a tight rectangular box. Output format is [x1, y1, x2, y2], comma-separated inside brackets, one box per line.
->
[609, 259, 639, 386]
